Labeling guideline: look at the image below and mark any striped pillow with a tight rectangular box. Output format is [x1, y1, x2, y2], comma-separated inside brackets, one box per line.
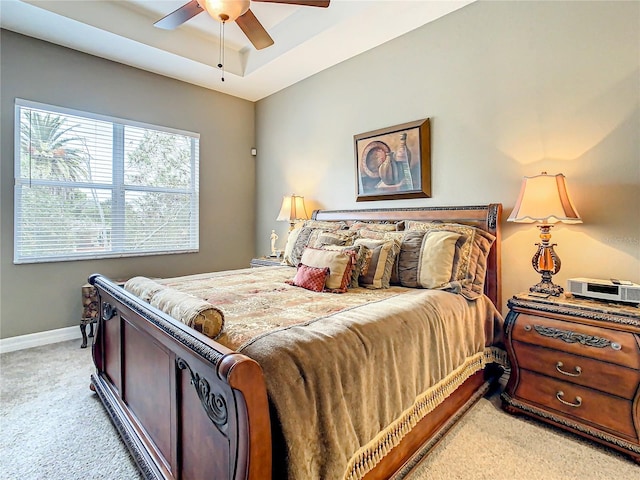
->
[353, 238, 401, 289]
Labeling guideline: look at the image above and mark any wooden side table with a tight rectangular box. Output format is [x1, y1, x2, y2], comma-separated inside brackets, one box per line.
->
[250, 257, 285, 268]
[81, 279, 128, 348]
[501, 292, 640, 463]
[81, 283, 98, 348]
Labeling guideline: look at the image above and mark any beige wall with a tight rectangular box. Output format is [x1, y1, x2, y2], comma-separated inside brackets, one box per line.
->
[0, 31, 256, 339]
[255, 0, 640, 313]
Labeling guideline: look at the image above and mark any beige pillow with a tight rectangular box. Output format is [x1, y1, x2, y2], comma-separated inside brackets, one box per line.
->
[300, 247, 354, 292]
[283, 227, 303, 266]
[417, 231, 462, 288]
[323, 244, 368, 288]
[406, 221, 495, 299]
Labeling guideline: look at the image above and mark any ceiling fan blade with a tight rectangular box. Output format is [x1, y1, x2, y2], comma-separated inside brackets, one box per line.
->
[236, 9, 275, 50]
[154, 0, 204, 30]
[253, 0, 330, 7]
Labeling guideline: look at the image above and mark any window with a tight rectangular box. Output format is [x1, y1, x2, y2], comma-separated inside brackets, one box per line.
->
[14, 99, 199, 264]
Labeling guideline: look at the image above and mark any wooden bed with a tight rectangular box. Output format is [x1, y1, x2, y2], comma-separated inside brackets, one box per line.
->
[89, 204, 503, 480]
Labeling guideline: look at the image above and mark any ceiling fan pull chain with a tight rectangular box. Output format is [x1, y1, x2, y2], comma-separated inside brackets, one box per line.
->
[217, 17, 226, 82]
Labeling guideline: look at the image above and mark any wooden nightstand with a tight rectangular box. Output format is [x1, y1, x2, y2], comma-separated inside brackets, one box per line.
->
[501, 293, 640, 463]
[250, 257, 285, 268]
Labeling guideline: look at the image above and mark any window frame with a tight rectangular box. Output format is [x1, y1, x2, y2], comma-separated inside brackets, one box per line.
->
[14, 98, 200, 264]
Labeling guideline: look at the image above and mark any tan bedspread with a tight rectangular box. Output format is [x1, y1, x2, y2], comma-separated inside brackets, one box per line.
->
[146, 266, 504, 480]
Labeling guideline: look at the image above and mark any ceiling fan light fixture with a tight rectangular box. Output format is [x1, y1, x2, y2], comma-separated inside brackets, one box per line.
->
[199, 0, 250, 23]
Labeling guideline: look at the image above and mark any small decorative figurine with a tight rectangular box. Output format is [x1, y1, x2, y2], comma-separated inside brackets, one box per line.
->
[270, 230, 279, 256]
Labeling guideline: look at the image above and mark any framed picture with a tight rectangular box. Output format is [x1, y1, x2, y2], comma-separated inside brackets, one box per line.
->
[354, 118, 431, 202]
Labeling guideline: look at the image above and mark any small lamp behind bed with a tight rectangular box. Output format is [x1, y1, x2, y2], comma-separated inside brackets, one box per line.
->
[277, 194, 308, 231]
[508, 172, 582, 296]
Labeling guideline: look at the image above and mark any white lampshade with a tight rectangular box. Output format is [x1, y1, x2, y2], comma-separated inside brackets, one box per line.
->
[276, 195, 308, 224]
[199, 0, 250, 22]
[508, 172, 582, 225]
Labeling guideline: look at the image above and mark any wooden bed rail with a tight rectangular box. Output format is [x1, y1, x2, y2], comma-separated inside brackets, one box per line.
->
[89, 274, 272, 480]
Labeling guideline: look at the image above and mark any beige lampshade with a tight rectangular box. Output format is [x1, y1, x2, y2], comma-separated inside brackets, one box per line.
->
[199, 0, 250, 22]
[276, 194, 308, 223]
[508, 173, 582, 225]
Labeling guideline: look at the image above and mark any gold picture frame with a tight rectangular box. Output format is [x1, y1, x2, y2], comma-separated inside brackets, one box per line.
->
[354, 118, 431, 202]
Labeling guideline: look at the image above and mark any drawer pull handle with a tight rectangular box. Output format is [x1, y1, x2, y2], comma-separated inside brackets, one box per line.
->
[532, 325, 612, 349]
[524, 325, 532, 332]
[611, 342, 622, 351]
[556, 391, 582, 408]
[556, 361, 582, 377]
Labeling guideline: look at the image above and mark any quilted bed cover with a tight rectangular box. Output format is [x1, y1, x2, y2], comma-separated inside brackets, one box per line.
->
[132, 266, 505, 480]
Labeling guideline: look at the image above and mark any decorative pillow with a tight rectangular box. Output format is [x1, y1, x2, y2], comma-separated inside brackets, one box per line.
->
[286, 264, 330, 292]
[459, 230, 495, 299]
[353, 238, 400, 289]
[417, 230, 462, 288]
[303, 220, 347, 230]
[124, 276, 166, 302]
[283, 223, 350, 267]
[397, 231, 427, 288]
[283, 227, 318, 266]
[356, 230, 406, 242]
[282, 227, 304, 266]
[406, 221, 496, 299]
[355, 230, 406, 284]
[151, 287, 225, 339]
[347, 221, 404, 232]
[323, 244, 367, 288]
[125, 277, 225, 339]
[308, 230, 357, 249]
[300, 247, 355, 293]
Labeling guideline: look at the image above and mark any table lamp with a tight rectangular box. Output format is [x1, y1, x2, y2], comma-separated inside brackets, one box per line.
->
[276, 194, 308, 231]
[508, 172, 582, 296]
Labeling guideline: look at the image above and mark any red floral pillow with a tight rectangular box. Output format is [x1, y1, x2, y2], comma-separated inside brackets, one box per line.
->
[286, 263, 330, 292]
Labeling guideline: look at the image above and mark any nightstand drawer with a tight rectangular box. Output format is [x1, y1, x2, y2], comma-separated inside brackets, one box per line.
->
[512, 314, 640, 369]
[512, 340, 640, 399]
[516, 370, 637, 440]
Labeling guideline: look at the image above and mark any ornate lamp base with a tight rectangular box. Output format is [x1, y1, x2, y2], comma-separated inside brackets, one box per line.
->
[530, 280, 564, 296]
[530, 224, 563, 297]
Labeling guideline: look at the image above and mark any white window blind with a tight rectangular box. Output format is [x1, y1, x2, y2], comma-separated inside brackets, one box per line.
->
[14, 99, 200, 264]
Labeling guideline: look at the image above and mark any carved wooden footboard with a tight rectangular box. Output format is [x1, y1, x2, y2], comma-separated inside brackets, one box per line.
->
[90, 275, 271, 479]
[90, 204, 503, 480]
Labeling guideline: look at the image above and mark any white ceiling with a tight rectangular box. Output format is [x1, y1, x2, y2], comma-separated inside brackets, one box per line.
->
[1, 0, 473, 101]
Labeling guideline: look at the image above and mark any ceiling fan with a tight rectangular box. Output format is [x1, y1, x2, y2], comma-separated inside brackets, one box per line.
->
[154, 0, 331, 50]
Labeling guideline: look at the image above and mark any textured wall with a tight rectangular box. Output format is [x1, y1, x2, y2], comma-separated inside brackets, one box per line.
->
[0, 31, 256, 338]
[255, 0, 640, 313]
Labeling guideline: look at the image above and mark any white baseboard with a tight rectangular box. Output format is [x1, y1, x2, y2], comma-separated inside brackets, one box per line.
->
[0, 325, 82, 354]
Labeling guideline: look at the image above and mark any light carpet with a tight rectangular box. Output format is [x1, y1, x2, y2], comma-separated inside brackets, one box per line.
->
[0, 340, 637, 479]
